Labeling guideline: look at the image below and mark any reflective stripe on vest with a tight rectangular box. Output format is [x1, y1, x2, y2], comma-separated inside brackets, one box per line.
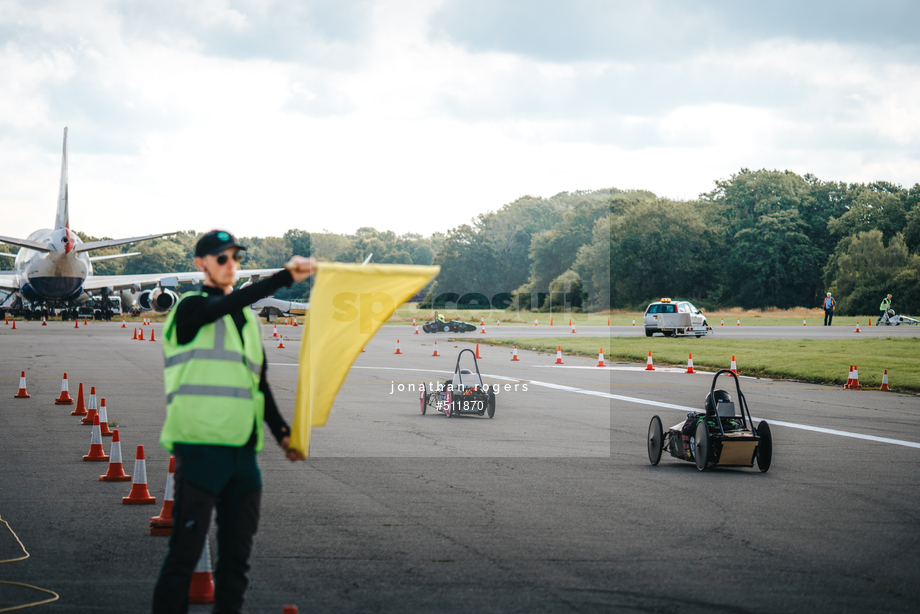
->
[163, 319, 261, 376]
[160, 293, 266, 453]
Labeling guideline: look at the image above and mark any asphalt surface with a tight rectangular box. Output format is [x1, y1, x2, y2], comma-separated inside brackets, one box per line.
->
[402, 323, 920, 339]
[1, 320, 919, 613]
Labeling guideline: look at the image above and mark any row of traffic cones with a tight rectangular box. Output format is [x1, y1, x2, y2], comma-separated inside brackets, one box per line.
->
[132, 326, 156, 341]
[12, 369, 218, 606]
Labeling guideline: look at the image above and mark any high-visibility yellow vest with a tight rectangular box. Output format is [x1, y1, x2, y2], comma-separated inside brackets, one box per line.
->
[160, 292, 265, 453]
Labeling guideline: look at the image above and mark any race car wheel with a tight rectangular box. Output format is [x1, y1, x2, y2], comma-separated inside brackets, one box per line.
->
[756, 421, 773, 473]
[487, 387, 496, 419]
[442, 324, 450, 332]
[422, 324, 432, 333]
[647, 415, 663, 465]
[694, 420, 709, 471]
[420, 383, 427, 415]
[444, 389, 453, 417]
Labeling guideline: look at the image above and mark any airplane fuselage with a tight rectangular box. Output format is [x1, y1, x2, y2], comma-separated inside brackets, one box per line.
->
[15, 228, 92, 302]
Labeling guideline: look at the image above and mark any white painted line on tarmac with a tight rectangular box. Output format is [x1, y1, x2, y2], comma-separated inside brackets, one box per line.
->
[268, 363, 920, 450]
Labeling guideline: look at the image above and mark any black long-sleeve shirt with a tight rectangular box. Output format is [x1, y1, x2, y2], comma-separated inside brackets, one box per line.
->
[173, 269, 295, 444]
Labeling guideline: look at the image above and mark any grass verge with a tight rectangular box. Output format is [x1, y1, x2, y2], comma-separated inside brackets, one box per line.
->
[476, 336, 920, 393]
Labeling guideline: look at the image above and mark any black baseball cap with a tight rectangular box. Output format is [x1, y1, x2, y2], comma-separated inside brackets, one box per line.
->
[195, 230, 247, 257]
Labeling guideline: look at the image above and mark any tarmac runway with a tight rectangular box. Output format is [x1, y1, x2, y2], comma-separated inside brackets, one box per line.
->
[403, 323, 920, 339]
[1, 320, 919, 613]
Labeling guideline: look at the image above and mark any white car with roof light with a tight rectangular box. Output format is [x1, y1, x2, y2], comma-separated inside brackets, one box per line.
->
[644, 298, 712, 337]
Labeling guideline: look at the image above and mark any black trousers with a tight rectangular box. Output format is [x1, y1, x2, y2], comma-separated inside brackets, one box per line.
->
[152, 451, 262, 614]
[824, 309, 834, 326]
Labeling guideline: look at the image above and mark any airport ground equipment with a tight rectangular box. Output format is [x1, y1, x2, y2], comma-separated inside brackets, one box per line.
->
[647, 369, 772, 472]
[421, 311, 477, 333]
[420, 349, 496, 418]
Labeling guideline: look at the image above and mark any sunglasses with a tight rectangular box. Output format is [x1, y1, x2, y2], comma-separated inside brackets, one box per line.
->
[216, 251, 244, 265]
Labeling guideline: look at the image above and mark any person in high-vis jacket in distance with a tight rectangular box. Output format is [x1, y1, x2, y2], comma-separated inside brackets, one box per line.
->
[152, 230, 315, 614]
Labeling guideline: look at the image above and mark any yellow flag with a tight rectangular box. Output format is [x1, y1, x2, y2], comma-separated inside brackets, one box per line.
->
[291, 262, 439, 456]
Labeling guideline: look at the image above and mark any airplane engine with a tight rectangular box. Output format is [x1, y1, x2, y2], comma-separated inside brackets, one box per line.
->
[138, 288, 179, 312]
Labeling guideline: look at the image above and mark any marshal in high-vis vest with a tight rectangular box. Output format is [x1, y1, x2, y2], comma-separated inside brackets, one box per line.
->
[161, 299, 266, 451]
[152, 229, 315, 614]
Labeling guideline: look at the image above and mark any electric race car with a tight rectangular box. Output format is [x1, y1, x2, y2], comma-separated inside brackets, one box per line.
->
[647, 370, 772, 472]
[878, 308, 919, 326]
[422, 311, 477, 333]
[419, 349, 496, 418]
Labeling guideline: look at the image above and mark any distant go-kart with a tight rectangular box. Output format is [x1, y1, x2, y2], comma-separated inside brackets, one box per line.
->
[419, 349, 496, 418]
[421, 311, 477, 333]
[647, 370, 772, 472]
[879, 309, 919, 326]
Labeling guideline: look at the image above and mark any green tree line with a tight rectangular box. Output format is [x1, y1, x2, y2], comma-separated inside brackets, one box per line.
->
[66, 168, 920, 316]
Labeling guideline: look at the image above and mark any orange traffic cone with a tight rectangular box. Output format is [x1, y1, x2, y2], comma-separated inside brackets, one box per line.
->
[149, 328, 156, 342]
[596, 348, 606, 367]
[189, 536, 215, 604]
[98, 398, 113, 437]
[432, 342, 440, 357]
[855, 321, 861, 333]
[645, 351, 655, 371]
[550, 317, 553, 326]
[475, 343, 482, 359]
[730, 355, 738, 374]
[880, 370, 890, 391]
[14, 371, 30, 398]
[272, 324, 279, 338]
[10, 319, 16, 330]
[737, 318, 740, 326]
[41, 316, 47, 326]
[632, 319, 636, 326]
[686, 353, 696, 374]
[83, 416, 109, 462]
[534, 318, 538, 326]
[277, 334, 285, 349]
[394, 339, 403, 355]
[54, 373, 75, 405]
[607, 317, 610, 326]
[74, 318, 79, 329]
[293, 317, 298, 327]
[496, 318, 501, 326]
[82, 387, 99, 425]
[511, 345, 519, 361]
[480, 322, 486, 334]
[844, 365, 854, 389]
[149, 457, 176, 535]
[849, 365, 862, 390]
[84, 315, 88, 326]
[721, 318, 724, 326]
[132, 327, 138, 340]
[554, 346, 564, 365]
[121, 319, 127, 328]
[413, 318, 419, 334]
[99, 429, 131, 481]
[138, 327, 145, 341]
[571, 322, 577, 333]
[123, 445, 157, 504]
[71, 382, 87, 416]
[803, 318, 807, 326]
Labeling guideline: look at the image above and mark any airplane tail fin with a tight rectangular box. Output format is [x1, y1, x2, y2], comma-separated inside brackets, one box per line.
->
[54, 127, 69, 230]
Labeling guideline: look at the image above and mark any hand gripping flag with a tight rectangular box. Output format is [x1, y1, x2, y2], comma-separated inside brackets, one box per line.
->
[291, 262, 439, 456]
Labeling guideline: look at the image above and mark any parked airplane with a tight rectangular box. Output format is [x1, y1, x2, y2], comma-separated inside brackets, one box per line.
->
[0, 128, 283, 319]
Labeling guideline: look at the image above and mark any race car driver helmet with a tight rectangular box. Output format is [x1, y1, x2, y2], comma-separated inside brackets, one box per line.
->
[437, 313, 446, 322]
[704, 389, 732, 416]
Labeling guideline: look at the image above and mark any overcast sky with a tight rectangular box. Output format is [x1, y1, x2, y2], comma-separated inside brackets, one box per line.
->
[1, 0, 918, 240]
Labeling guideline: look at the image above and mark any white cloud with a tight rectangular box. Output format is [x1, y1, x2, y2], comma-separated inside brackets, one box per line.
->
[0, 0, 918, 242]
